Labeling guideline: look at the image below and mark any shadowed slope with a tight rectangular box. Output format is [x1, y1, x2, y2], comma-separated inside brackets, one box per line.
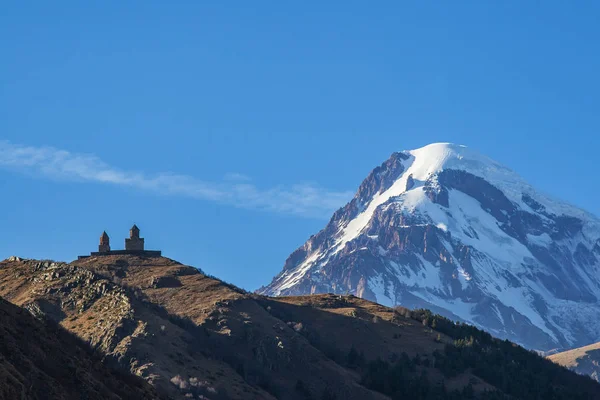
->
[0, 297, 158, 400]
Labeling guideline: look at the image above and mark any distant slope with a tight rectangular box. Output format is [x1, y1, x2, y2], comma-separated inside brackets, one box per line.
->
[549, 342, 600, 382]
[259, 143, 600, 352]
[1, 255, 599, 399]
[0, 296, 158, 400]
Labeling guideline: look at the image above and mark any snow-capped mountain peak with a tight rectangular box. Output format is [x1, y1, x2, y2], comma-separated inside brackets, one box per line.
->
[259, 143, 600, 351]
[332, 143, 525, 253]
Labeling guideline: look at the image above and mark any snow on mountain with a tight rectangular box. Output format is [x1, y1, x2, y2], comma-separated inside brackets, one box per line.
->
[258, 143, 600, 351]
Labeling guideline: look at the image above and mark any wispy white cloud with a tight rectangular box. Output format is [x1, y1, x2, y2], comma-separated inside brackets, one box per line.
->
[0, 140, 353, 218]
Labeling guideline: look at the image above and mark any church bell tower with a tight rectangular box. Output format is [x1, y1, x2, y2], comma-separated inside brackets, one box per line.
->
[98, 231, 110, 253]
[125, 224, 145, 251]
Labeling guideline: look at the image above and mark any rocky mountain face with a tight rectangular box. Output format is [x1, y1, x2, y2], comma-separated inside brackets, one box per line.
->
[259, 143, 600, 352]
[0, 295, 158, 400]
[549, 342, 600, 382]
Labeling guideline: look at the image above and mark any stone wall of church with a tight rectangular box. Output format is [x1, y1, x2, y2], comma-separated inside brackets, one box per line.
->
[125, 237, 145, 251]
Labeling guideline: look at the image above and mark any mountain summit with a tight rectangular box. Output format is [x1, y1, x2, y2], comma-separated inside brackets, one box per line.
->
[259, 143, 600, 351]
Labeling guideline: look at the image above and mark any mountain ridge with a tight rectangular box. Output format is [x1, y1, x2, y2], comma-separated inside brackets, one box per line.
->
[3, 254, 600, 399]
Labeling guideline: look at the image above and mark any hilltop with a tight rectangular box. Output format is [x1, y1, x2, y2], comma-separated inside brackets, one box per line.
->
[1, 254, 599, 399]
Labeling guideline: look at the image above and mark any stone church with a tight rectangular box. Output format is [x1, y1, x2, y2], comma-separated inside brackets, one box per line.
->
[78, 225, 161, 259]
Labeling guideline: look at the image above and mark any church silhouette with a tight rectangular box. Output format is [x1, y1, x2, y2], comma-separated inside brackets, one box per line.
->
[78, 225, 161, 259]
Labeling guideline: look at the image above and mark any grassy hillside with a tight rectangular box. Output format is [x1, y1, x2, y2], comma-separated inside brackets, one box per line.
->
[549, 342, 600, 382]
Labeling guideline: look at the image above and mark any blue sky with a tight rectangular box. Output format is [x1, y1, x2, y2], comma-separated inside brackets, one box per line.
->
[1, 2, 599, 290]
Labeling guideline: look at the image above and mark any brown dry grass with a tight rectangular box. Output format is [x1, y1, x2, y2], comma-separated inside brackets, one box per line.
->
[548, 342, 600, 368]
